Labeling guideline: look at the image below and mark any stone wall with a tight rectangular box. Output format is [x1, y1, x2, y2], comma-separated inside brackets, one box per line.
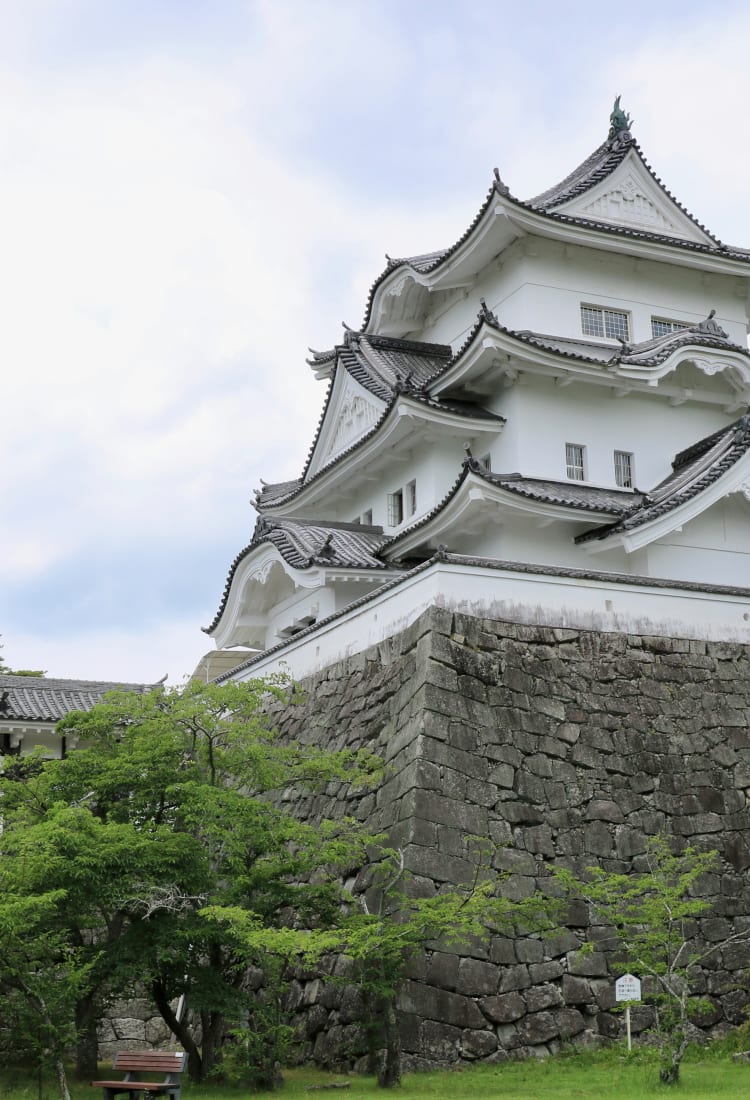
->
[265, 606, 750, 1068]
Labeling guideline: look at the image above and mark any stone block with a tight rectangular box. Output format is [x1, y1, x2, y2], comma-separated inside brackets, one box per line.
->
[529, 960, 564, 983]
[516, 1010, 559, 1045]
[566, 950, 608, 977]
[498, 964, 531, 993]
[456, 957, 498, 996]
[426, 951, 460, 990]
[420, 1019, 462, 1063]
[399, 980, 485, 1029]
[555, 1007, 586, 1038]
[524, 983, 563, 1013]
[461, 1029, 498, 1059]
[586, 799, 625, 823]
[562, 974, 593, 1004]
[479, 992, 526, 1024]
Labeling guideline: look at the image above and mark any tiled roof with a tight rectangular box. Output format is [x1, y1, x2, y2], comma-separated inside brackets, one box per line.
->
[577, 413, 750, 544]
[360, 126, 750, 332]
[481, 470, 641, 514]
[332, 331, 451, 403]
[204, 517, 391, 635]
[528, 133, 636, 211]
[443, 303, 750, 383]
[0, 674, 158, 723]
[255, 335, 499, 510]
[381, 459, 631, 556]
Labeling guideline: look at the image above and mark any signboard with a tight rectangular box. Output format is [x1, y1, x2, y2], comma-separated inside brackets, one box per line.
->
[615, 973, 642, 1002]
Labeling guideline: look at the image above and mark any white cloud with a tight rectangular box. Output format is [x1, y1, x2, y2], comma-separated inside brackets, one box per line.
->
[3, 1, 750, 681]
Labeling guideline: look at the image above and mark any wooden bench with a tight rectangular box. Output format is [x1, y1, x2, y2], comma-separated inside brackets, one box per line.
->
[91, 1051, 187, 1100]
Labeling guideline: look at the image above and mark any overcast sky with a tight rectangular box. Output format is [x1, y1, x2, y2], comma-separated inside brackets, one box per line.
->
[2, 0, 750, 684]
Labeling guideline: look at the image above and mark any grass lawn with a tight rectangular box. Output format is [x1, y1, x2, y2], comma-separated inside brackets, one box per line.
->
[3, 1051, 748, 1100]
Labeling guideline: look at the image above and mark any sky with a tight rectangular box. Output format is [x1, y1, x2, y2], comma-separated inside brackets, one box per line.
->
[2, 0, 750, 684]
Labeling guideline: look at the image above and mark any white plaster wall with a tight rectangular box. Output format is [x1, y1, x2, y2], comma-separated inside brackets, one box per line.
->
[645, 497, 750, 586]
[418, 236, 747, 351]
[492, 376, 734, 491]
[229, 559, 750, 683]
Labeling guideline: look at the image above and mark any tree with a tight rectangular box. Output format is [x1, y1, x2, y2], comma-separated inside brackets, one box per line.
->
[0, 889, 86, 1100]
[209, 844, 559, 1088]
[0, 678, 377, 1083]
[554, 837, 750, 1085]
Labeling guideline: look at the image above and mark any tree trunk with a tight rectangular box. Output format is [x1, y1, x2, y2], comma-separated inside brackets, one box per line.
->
[199, 1009, 226, 1080]
[75, 993, 101, 1079]
[376, 995, 401, 1089]
[151, 981, 203, 1083]
[659, 1063, 680, 1085]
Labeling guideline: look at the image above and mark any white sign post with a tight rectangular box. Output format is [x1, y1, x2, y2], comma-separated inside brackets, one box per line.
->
[615, 973, 642, 1052]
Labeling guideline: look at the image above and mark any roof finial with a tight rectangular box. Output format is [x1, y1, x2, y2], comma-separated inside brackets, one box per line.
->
[479, 297, 498, 325]
[493, 167, 510, 197]
[608, 95, 633, 143]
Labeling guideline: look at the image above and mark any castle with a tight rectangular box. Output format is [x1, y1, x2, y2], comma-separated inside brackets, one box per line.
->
[204, 97, 750, 683]
[197, 100, 750, 1065]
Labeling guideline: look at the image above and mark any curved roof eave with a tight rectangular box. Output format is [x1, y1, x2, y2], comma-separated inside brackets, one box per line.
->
[204, 522, 393, 637]
[361, 138, 750, 334]
[380, 461, 633, 560]
[256, 390, 503, 514]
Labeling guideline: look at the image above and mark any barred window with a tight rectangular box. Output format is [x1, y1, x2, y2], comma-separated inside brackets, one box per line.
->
[651, 317, 687, 339]
[387, 489, 404, 527]
[566, 443, 586, 482]
[581, 305, 630, 341]
[406, 479, 417, 517]
[614, 450, 634, 489]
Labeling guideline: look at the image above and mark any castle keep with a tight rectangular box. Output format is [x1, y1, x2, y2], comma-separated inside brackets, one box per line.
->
[200, 101, 750, 1063]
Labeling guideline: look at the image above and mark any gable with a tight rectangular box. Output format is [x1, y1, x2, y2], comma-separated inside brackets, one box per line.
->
[552, 151, 715, 246]
[305, 368, 386, 480]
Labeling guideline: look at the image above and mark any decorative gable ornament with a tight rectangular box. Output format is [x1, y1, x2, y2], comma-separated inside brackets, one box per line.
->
[578, 173, 680, 233]
[554, 157, 714, 245]
[308, 372, 384, 478]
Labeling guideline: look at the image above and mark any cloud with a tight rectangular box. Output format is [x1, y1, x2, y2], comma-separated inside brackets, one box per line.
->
[2, 1, 750, 681]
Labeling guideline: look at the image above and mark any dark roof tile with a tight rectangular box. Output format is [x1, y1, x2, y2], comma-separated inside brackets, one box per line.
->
[0, 674, 158, 723]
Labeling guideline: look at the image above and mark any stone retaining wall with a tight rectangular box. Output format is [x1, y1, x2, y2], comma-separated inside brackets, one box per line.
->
[266, 606, 750, 1068]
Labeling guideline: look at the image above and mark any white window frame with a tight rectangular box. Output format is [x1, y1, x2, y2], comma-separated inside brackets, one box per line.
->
[581, 304, 630, 342]
[565, 443, 586, 482]
[387, 488, 404, 528]
[614, 450, 635, 489]
[651, 317, 687, 339]
[388, 480, 418, 528]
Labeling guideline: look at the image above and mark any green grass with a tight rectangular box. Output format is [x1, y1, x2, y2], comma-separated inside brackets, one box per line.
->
[3, 1051, 748, 1100]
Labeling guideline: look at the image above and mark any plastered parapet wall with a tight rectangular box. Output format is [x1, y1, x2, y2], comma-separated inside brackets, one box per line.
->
[267, 606, 750, 1068]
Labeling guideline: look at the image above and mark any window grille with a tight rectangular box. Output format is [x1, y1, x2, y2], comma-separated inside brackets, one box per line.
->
[651, 317, 687, 339]
[581, 305, 629, 341]
[614, 450, 634, 488]
[480, 453, 491, 471]
[566, 443, 586, 482]
[387, 489, 404, 527]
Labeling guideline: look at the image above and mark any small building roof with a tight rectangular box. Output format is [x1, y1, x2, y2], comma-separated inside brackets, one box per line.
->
[0, 674, 159, 724]
[577, 413, 750, 544]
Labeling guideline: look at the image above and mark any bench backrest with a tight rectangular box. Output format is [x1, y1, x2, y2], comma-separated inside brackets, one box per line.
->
[112, 1052, 187, 1075]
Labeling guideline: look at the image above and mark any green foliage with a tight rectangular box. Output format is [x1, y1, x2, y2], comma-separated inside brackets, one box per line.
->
[0, 678, 380, 1084]
[554, 836, 749, 1086]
